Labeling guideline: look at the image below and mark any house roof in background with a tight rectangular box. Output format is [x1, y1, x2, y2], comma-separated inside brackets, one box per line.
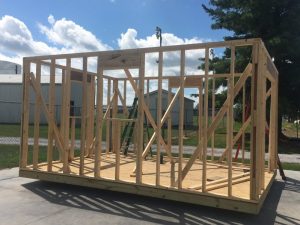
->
[0, 60, 21, 74]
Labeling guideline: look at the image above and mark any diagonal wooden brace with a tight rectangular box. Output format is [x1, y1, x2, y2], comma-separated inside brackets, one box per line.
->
[124, 69, 173, 160]
[176, 63, 253, 184]
[29, 72, 70, 173]
[142, 77, 187, 159]
[218, 116, 251, 162]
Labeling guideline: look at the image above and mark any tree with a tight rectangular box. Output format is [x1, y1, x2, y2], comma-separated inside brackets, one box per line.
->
[202, 0, 300, 136]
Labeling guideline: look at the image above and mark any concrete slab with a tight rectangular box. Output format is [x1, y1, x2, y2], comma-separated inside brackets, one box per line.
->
[0, 168, 300, 225]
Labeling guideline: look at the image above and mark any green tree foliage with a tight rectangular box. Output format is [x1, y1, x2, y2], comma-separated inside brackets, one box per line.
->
[202, 0, 300, 133]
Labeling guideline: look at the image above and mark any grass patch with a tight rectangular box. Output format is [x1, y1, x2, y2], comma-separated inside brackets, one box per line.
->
[0, 144, 21, 169]
[0, 144, 59, 169]
[1, 144, 299, 172]
[0, 124, 21, 137]
[281, 162, 300, 171]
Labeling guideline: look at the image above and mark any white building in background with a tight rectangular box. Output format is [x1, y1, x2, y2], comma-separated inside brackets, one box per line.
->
[0, 60, 21, 74]
[145, 89, 194, 127]
[0, 60, 83, 124]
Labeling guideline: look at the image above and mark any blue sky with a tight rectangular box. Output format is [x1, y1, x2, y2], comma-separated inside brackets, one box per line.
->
[0, 0, 233, 103]
[0, 0, 231, 63]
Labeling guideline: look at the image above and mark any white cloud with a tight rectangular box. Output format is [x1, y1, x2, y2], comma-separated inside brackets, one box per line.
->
[48, 14, 55, 25]
[118, 28, 205, 49]
[118, 28, 206, 77]
[39, 15, 111, 52]
[0, 15, 32, 41]
[0, 15, 60, 64]
[0, 15, 112, 65]
[0, 15, 206, 105]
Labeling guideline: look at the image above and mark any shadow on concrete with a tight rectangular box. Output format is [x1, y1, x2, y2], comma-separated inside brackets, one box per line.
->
[284, 176, 300, 194]
[22, 179, 290, 224]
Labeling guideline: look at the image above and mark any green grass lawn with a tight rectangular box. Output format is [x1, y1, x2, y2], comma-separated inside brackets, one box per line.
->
[0, 112, 297, 172]
[0, 144, 59, 169]
[0, 123, 83, 139]
[1, 115, 298, 155]
[0, 144, 82, 169]
[1, 144, 299, 171]
[0, 118, 240, 149]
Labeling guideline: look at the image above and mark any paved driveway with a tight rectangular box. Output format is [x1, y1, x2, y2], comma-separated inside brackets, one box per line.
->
[0, 168, 299, 225]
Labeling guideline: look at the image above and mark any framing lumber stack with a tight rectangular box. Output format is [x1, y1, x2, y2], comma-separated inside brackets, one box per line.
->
[19, 38, 278, 214]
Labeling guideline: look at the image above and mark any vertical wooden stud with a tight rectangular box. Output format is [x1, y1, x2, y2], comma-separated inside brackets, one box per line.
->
[106, 79, 111, 154]
[80, 57, 88, 176]
[258, 48, 266, 190]
[70, 117, 75, 160]
[60, 68, 68, 168]
[62, 58, 71, 173]
[242, 84, 246, 163]
[170, 160, 175, 187]
[274, 77, 279, 168]
[268, 80, 276, 171]
[20, 59, 30, 168]
[167, 83, 172, 159]
[202, 48, 209, 192]
[95, 58, 103, 177]
[124, 80, 127, 114]
[250, 43, 260, 200]
[115, 120, 121, 180]
[47, 59, 56, 172]
[227, 46, 235, 197]
[136, 54, 145, 184]
[33, 62, 41, 170]
[156, 51, 163, 186]
[112, 79, 118, 153]
[178, 50, 185, 189]
[60, 69, 66, 156]
[211, 77, 215, 161]
[86, 72, 95, 156]
[198, 79, 203, 160]
[147, 79, 150, 106]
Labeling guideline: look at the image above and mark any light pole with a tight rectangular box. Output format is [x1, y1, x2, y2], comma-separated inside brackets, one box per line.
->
[156, 26, 162, 47]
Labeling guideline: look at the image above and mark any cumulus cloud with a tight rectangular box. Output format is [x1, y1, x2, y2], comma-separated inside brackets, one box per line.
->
[118, 28, 206, 77]
[118, 28, 205, 49]
[48, 14, 55, 25]
[0, 15, 112, 65]
[39, 15, 111, 52]
[0, 15, 57, 64]
[0, 15, 206, 104]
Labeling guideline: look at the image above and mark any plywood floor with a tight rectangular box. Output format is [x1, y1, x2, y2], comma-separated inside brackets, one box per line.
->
[29, 153, 274, 200]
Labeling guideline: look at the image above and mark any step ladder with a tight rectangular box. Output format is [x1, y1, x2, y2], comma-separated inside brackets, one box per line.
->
[120, 97, 152, 156]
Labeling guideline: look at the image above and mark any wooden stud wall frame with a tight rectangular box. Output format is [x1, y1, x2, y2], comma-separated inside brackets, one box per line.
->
[19, 38, 278, 214]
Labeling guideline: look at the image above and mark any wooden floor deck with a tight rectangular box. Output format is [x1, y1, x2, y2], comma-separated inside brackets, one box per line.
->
[23, 153, 274, 201]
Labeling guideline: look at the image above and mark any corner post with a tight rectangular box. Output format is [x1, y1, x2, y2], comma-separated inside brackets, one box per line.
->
[20, 59, 30, 168]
